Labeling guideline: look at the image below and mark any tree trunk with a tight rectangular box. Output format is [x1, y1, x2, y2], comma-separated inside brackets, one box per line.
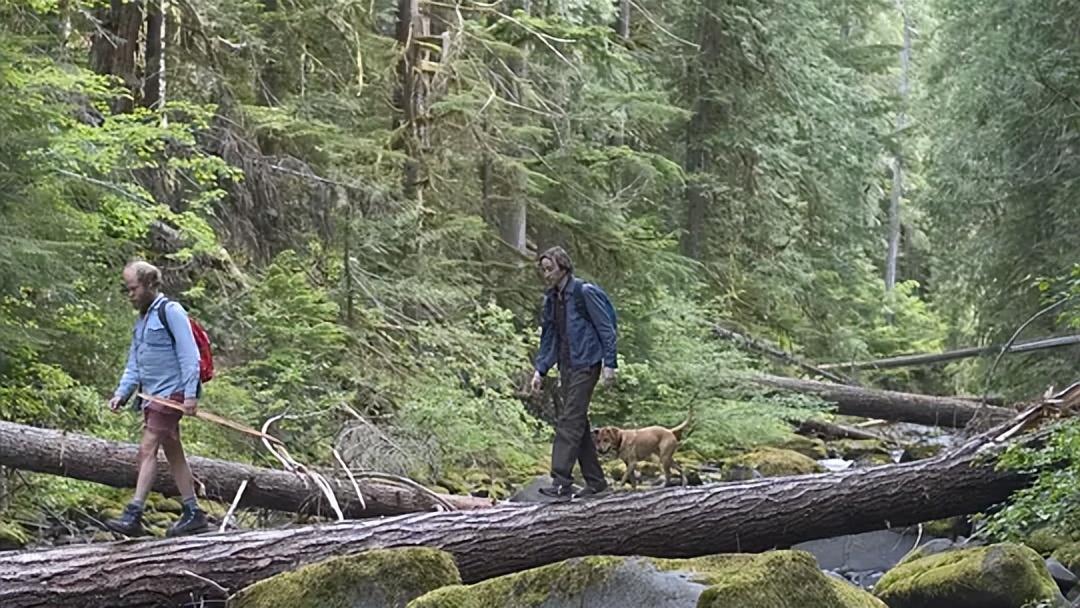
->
[753, 373, 1015, 427]
[393, 0, 431, 200]
[0, 440, 1029, 607]
[89, 0, 144, 114]
[0, 421, 491, 520]
[142, 0, 164, 111]
[615, 0, 631, 39]
[885, 0, 911, 301]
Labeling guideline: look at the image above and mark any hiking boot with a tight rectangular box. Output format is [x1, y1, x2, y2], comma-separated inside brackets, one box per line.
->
[167, 504, 209, 537]
[537, 484, 573, 501]
[573, 484, 609, 500]
[104, 503, 145, 536]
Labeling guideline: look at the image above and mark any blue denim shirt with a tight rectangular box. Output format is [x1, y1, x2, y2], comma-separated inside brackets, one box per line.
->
[534, 275, 618, 376]
[114, 294, 201, 402]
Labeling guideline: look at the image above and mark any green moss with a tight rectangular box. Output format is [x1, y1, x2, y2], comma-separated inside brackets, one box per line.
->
[408, 551, 884, 608]
[149, 496, 183, 514]
[919, 518, 961, 539]
[765, 434, 829, 460]
[692, 551, 886, 608]
[1050, 541, 1080, 576]
[0, 521, 33, 550]
[874, 542, 1060, 608]
[903, 443, 943, 461]
[409, 556, 625, 607]
[1023, 526, 1067, 555]
[230, 548, 461, 608]
[722, 447, 825, 478]
[828, 439, 890, 460]
[144, 511, 175, 527]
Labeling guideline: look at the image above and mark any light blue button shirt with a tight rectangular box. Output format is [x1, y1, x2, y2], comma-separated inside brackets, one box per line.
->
[115, 294, 201, 402]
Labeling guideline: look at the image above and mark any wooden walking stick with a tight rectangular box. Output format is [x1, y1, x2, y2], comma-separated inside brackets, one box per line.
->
[137, 393, 284, 445]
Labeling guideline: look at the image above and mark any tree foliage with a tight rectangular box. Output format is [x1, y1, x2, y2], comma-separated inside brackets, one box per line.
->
[3, 0, 1077, 528]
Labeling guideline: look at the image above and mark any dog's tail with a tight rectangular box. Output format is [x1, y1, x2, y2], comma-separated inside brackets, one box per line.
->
[669, 415, 692, 440]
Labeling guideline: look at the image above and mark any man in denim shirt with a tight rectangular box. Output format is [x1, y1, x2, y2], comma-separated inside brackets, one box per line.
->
[103, 260, 208, 537]
[530, 246, 617, 500]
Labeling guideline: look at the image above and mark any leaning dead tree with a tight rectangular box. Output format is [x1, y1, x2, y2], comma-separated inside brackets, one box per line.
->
[0, 421, 491, 519]
[820, 334, 1080, 372]
[753, 373, 1015, 427]
[0, 412, 1035, 607]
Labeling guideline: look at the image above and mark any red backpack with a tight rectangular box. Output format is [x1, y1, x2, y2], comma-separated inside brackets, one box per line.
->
[157, 298, 215, 384]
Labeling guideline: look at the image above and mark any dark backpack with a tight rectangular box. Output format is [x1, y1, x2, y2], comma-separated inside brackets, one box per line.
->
[157, 297, 215, 385]
[573, 279, 618, 337]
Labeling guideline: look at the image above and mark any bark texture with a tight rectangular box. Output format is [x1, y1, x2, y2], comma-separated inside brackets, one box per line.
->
[754, 373, 1015, 427]
[0, 442, 1028, 607]
[0, 421, 491, 520]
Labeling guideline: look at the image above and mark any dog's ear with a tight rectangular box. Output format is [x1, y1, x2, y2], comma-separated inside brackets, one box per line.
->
[591, 428, 600, 439]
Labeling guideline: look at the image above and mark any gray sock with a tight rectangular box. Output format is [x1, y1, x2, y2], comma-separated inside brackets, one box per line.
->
[129, 498, 145, 511]
[182, 496, 199, 510]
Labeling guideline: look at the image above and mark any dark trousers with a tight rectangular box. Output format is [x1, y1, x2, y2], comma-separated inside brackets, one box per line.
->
[550, 364, 606, 489]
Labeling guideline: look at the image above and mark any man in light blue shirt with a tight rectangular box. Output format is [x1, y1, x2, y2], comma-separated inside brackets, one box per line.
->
[103, 260, 208, 537]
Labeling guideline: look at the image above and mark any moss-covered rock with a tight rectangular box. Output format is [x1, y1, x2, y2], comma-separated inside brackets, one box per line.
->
[691, 551, 886, 608]
[1024, 526, 1069, 556]
[1051, 542, 1080, 576]
[901, 443, 943, 461]
[874, 542, 1062, 608]
[0, 521, 33, 550]
[408, 551, 885, 608]
[721, 447, 825, 479]
[765, 434, 829, 460]
[229, 548, 461, 608]
[914, 516, 972, 541]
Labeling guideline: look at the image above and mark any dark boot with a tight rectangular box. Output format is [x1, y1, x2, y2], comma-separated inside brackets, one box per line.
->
[167, 503, 209, 537]
[104, 503, 145, 536]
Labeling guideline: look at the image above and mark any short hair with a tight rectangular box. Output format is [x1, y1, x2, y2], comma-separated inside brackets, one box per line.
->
[125, 260, 163, 290]
[538, 246, 573, 274]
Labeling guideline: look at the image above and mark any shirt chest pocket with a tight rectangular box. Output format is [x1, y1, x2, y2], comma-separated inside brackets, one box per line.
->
[142, 314, 173, 348]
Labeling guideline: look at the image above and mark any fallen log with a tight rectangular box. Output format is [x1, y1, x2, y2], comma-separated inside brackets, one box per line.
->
[0, 421, 491, 519]
[754, 373, 1015, 428]
[0, 423, 1032, 607]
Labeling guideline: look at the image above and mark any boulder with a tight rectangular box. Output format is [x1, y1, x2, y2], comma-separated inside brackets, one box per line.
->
[1052, 542, 1080, 576]
[720, 447, 825, 479]
[408, 550, 886, 608]
[874, 542, 1063, 608]
[766, 434, 829, 460]
[228, 547, 461, 608]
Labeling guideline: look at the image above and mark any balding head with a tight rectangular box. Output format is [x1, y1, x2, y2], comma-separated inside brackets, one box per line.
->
[122, 260, 162, 313]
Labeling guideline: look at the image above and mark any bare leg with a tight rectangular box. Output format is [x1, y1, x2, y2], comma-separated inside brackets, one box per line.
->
[133, 430, 162, 503]
[160, 437, 195, 500]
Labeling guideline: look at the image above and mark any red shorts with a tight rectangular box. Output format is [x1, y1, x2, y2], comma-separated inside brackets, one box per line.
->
[143, 392, 185, 442]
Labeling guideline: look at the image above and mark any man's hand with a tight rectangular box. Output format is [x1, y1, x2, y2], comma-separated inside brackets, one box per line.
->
[530, 371, 543, 394]
[108, 395, 124, 413]
[182, 398, 198, 416]
[602, 367, 616, 387]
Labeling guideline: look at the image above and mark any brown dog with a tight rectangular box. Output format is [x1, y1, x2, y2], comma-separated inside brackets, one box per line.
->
[594, 418, 689, 488]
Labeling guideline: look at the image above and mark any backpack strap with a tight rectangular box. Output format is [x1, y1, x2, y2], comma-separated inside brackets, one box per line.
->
[156, 296, 175, 346]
